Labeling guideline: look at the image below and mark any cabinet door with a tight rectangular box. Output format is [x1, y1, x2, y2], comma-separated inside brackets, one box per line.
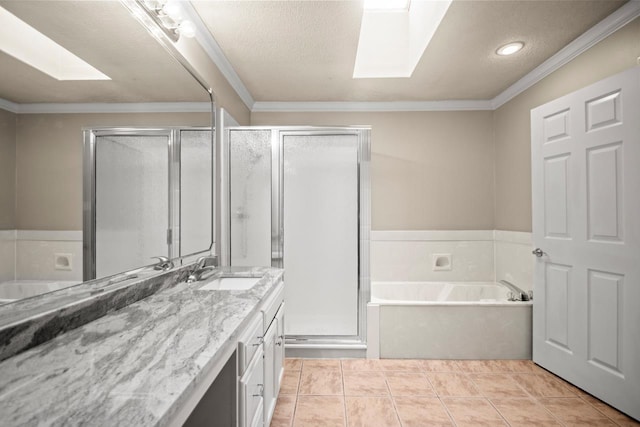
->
[263, 319, 278, 426]
[239, 347, 264, 427]
[274, 303, 285, 391]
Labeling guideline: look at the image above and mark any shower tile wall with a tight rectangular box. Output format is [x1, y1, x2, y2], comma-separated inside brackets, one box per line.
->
[371, 230, 533, 289]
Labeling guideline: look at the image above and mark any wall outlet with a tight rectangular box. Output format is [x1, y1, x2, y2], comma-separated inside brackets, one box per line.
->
[432, 253, 452, 271]
[54, 253, 73, 271]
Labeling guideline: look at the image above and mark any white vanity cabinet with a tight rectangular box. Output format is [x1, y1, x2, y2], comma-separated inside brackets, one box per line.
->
[237, 314, 264, 427]
[260, 283, 285, 427]
[237, 281, 284, 427]
[238, 345, 264, 427]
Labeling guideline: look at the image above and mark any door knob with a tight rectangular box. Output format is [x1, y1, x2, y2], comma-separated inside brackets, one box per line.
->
[532, 248, 545, 257]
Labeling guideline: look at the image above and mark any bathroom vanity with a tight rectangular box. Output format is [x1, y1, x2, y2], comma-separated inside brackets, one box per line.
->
[0, 266, 285, 427]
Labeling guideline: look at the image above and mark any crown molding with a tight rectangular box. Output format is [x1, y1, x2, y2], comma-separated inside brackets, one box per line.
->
[0, 98, 19, 113]
[491, 0, 640, 109]
[251, 2, 639, 113]
[4, 2, 637, 115]
[181, 2, 255, 110]
[1, 102, 211, 114]
[252, 100, 494, 113]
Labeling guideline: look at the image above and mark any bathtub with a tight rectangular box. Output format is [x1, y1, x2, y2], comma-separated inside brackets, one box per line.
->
[367, 281, 532, 359]
[0, 280, 81, 304]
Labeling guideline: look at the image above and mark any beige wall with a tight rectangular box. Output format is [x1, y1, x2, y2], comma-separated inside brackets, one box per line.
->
[0, 108, 16, 229]
[15, 112, 210, 230]
[251, 111, 495, 230]
[176, 37, 251, 125]
[494, 17, 640, 232]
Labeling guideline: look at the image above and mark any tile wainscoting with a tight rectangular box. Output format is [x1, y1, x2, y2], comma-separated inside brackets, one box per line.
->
[0, 230, 83, 282]
[371, 230, 533, 291]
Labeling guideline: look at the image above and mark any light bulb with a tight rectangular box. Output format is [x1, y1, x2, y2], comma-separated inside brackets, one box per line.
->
[178, 20, 196, 38]
[496, 42, 524, 56]
[162, 0, 183, 21]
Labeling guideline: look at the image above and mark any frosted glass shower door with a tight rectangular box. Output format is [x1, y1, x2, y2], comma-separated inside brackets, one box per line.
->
[180, 130, 213, 256]
[95, 135, 169, 278]
[229, 130, 272, 267]
[283, 134, 359, 336]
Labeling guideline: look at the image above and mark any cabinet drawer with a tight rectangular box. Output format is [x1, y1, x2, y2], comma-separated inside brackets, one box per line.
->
[237, 314, 263, 376]
[239, 347, 264, 427]
[261, 281, 284, 332]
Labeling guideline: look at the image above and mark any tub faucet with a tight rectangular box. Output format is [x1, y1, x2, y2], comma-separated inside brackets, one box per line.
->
[500, 280, 531, 301]
[152, 256, 174, 271]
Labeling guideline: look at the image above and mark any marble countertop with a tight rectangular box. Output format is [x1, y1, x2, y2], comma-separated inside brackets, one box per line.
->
[0, 266, 284, 427]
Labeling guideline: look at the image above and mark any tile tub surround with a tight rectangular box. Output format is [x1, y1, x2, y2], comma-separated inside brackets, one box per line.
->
[371, 231, 495, 283]
[272, 358, 639, 426]
[0, 230, 83, 282]
[371, 230, 533, 290]
[494, 230, 533, 293]
[0, 266, 284, 426]
[0, 230, 16, 283]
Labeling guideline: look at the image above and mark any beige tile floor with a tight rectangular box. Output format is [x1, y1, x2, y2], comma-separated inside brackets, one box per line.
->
[270, 358, 640, 427]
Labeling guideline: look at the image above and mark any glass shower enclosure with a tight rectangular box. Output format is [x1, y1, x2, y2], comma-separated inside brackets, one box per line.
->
[83, 127, 213, 280]
[224, 127, 371, 353]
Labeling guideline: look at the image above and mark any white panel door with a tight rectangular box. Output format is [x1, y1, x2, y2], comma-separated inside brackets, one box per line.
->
[531, 67, 640, 420]
[283, 134, 359, 336]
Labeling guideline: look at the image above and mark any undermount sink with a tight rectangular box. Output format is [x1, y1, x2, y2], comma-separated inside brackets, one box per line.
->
[199, 277, 261, 291]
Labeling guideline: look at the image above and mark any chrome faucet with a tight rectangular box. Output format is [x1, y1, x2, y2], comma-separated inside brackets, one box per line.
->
[152, 256, 174, 271]
[187, 266, 217, 283]
[186, 255, 219, 283]
[500, 280, 532, 301]
[195, 255, 219, 269]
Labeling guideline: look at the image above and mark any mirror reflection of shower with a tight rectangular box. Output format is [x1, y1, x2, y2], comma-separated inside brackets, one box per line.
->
[230, 131, 272, 266]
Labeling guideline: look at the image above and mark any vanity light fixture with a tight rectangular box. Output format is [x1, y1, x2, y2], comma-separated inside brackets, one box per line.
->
[496, 41, 524, 56]
[136, 0, 197, 41]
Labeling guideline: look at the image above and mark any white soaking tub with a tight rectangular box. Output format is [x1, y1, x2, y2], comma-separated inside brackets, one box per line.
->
[367, 281, 532, 359]
[0, 280, 81, 304]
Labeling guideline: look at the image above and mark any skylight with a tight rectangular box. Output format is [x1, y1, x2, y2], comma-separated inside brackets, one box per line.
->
[0, 6, 110, 81]
[353, 0, 452, 78]
[364, 0, 410, 11]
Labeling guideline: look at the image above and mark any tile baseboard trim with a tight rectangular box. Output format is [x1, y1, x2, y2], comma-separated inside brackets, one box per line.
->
[371, 230, 533, 245]
[0, 230, 17, 241]
[16, 230, 83, 242]
[494, 230, 532, 245]
[371, 230, 494, 241]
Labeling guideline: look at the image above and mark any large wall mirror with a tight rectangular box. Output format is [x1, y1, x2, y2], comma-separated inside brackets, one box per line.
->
[0, 1, 215, 305]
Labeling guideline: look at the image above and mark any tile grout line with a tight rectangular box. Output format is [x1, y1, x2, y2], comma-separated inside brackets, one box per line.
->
[382, 370, 404, 426]
[423, 373, 458, 426]
[282, 359, 636, 427]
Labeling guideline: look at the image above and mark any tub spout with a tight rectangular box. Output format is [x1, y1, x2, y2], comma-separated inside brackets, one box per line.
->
[500, 280, 531, 301]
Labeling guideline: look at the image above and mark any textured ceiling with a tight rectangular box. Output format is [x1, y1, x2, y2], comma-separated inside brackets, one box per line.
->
[192, 0, 626, 102]
[0, 1, 208, 104]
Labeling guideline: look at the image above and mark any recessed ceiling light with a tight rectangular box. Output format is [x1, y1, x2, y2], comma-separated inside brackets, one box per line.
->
[496, 42, 524, 56]
[0, 6, 110, 81]
[363, 0, 410, 11]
